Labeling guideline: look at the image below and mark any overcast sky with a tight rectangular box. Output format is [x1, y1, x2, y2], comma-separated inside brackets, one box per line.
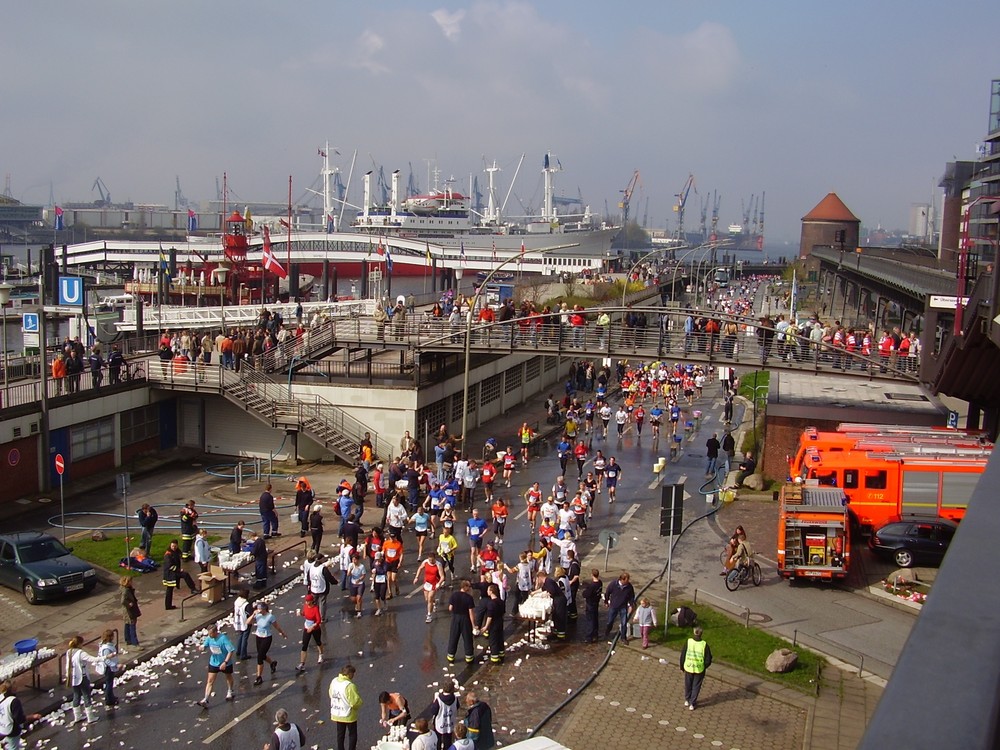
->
[3, 1, 998, 244]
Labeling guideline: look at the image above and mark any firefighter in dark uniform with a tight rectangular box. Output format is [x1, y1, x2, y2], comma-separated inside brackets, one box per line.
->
[179, 501, 199, 561]
[162, 539, 198, 609]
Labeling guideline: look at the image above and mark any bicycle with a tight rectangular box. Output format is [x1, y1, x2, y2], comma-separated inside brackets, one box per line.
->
[725, 558, 762, 591]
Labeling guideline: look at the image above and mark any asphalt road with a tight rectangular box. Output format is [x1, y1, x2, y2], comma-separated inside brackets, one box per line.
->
[3, 378, 916, 749]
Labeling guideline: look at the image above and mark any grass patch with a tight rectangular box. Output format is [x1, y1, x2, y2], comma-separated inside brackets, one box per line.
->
[70, 533, 221, 576]
[648, 599, 823, 694]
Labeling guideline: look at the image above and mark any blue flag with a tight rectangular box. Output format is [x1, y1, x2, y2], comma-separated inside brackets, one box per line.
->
[54, 206, 64, 231]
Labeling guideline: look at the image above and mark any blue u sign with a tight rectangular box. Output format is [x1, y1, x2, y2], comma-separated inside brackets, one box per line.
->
[59, 276, 84, 306]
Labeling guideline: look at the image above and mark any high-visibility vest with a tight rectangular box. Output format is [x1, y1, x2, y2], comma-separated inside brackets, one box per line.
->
[684, 639, 707, 673]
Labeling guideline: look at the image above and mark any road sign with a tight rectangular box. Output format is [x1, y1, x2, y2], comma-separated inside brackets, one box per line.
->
[116, 472, 131, 495]
[660, 484, 684, 537]
[58, 276, 84, 306]
[598, 529, 620, 550]
[22, 332, 39, 348]
[947, 410, 959, 429]
[54, 453, 65, 475]
[21, 312, 39, 332]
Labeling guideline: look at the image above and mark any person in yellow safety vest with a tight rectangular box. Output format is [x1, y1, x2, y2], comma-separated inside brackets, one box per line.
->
[679, 626, 713, 711]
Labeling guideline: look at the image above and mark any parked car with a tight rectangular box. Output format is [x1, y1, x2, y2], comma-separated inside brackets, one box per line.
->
[0, 532, 98, 604]
[868, 518, 958, 568]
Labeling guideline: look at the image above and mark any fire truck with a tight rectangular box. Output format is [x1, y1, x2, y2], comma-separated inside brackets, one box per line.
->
[777, 481, 850, 581]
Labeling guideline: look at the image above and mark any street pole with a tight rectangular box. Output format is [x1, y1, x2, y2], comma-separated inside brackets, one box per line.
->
[0, 283, 11, 405]
[459, 247, 551, 449]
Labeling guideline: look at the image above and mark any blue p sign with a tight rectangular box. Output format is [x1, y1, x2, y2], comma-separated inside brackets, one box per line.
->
[58, 276, 84, 306]
[947, 410, 959, 429]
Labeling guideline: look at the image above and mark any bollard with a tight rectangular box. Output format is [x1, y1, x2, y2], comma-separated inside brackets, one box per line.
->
[235, 462, 243, 493]
[692, 410, 703, 430]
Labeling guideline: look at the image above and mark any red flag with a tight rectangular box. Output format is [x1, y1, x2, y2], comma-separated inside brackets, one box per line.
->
[262, 226, 288, 279]
[376, 238, 385, 256]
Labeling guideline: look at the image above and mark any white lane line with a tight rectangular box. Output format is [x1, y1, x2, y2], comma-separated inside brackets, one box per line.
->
[619, 503, 641, 524]
[405, 584, 424, 599]
[202, 678, 296, 744]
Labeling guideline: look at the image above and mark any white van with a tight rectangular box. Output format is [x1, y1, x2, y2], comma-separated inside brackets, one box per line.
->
[99, 293, 134, 310]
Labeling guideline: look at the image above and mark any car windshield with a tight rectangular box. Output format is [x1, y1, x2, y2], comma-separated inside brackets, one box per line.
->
[16, 538, 72, 563]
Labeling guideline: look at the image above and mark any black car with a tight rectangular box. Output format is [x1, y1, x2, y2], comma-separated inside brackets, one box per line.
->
[868, 518, 958, 568]
[0, 532, 98, 604]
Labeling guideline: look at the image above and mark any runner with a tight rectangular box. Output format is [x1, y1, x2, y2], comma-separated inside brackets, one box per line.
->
[524, 482, 542, 532]
[480, 459, 497, 503]
[195, 623, 235, 708]
[466, 509, 488, 571]
[605, 456, 622, 503]
[413, 551, 446, 623]
[295, 592, 324, 672]
[519, 422, 534, 467]
[381, 534, 403, 598]
[501, 446, 516, 487]
[555, 435, 572, 476]
[634, 405, 646, 436]
[615, 405, 629, 438]
[599, 402, 613, 438]
[248, 601, 287, 686]
[437, 522, 459, 581]
[573, 439, 588, 480]
[347, 553, 368, 619]
[583, 400, 595, 435]
[650, 403, 663, 437]
[490, 496, 509, 544]
[408, 505, 431, 560]
[592, 450, 606, 496]
[370, 553, 389, 617]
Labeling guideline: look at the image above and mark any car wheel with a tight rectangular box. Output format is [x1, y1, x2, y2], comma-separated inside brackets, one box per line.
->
[23, 582, 38, 605]
[894, 549, 914, 568]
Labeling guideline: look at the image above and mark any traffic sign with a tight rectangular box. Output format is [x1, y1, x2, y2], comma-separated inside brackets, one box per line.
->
[21, 312, 39, 332]
[598, 529, 620, 550]
[116, 472, 131, 495]
[947, 410, 959, 429]
[660, 484, 684, 537]
[54, 453, 65, 475]
[58, 276, 84, 306]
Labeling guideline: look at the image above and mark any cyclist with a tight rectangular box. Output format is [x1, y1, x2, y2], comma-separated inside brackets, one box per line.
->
[729, 528, 753, 573]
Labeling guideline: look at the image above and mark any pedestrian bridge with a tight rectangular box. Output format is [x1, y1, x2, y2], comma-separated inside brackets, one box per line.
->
[254, 305, 920, 383]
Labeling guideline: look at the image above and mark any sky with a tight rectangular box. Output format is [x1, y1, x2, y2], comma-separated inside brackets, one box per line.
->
[2, 1, 998, 245]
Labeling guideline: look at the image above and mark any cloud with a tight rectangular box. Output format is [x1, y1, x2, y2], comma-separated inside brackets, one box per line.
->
[432, 8, 466, 41]
[352, 30, 390, 75]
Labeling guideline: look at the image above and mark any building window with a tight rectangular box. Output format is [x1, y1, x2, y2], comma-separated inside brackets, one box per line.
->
[71, 417, 114, 460]
[482, 374, 502, 405]
[505, 365, 523, 393]
[416, 398, 447, 438]
[121, 405, 159, 447]
[526, 357, 541, 381]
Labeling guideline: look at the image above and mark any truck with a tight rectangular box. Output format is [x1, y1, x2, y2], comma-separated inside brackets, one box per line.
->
[777, 481, 850, 581]
[796, 449, 987, 534]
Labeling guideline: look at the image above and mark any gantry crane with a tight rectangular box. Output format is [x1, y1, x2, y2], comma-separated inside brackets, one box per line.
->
[673, 174, 697, 242]
[92, 177, 111, 207]
[618, 170, 640, 227]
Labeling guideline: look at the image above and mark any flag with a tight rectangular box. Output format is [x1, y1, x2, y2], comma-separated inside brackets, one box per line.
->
[460, 242, 466, 266]
[187, 209, 198, 232]
[385, 244, 393, 274]
[519, 240, 525, 264]
[279, 218, 291, 229]
[158, 242, 168, 271]
[244, 207, 253, 230]
[327, 214, 335, 233]
[376, 238, 385, 256]
[425, 242, 432, 267]
[261, 226, 288, 279]
[367, 235, 373, 257]
[54, 205, 64, 231]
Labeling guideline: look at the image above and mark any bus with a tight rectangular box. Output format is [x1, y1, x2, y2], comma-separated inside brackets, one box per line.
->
[713, 268, 730, 288]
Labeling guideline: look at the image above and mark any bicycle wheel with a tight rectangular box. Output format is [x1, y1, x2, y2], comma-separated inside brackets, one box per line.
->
[725, 568, 741, 592]
[751, 562, 762, 586]
[719, 548, 730, 567]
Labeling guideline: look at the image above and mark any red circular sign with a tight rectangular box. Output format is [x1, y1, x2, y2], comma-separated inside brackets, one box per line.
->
[7, 449, 20, 467]
[54, 454, 65, 475]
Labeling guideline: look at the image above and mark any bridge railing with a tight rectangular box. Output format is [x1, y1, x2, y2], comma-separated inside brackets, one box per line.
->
[273, 306, 919, 382]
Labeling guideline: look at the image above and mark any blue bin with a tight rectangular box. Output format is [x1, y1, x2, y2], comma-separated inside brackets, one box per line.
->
[14, 638, 38, 654]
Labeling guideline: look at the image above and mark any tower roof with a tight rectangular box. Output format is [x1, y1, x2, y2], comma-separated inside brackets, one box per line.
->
[802, 193, 859, 223]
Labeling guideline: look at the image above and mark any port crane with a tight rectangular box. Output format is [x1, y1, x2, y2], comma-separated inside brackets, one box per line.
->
[174, 176, 188, 210]
[92, 177, 111, 207]
[618, 170, 640, 227]
[673, 173, 697, 243]
[710, 191, 721, 242]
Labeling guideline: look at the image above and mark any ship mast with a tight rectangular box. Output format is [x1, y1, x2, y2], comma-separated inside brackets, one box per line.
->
[485, 161, 501, 225]
[542, 151, 561, 222]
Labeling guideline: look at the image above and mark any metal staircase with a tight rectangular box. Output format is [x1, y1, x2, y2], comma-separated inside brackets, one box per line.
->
[215, 365, 393, 464]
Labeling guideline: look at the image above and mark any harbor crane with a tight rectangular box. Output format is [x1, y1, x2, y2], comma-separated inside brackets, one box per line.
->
[710, 191, 721, 242]
[618, 170, 640, 227]
[174, 176, 188, 210]
[673, 173, 696, 242]
[92, 177, 111, 207]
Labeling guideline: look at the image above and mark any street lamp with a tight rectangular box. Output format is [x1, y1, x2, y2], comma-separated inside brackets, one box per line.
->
[0, 283, 11, 402]
[215, 264, 230, 333]
[621, 244, 691, 309]
[454, 267, 464, 306]
[459, 247, 550, 450]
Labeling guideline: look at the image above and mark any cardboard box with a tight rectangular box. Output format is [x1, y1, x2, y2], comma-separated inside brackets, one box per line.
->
[199, 573, 224, 604]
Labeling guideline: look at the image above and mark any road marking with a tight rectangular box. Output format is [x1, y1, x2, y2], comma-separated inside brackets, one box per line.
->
[619, 503, 641, 524]
[405, 584, 424, 599]
[202, 678, 296, 744]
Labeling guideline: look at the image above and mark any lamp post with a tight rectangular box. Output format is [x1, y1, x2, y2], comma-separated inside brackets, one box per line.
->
[215, 264, 230, 333]
[621, 244, 691, 309]
[0, 283, 11, 403]
[459, 247, 550, 450]
[454, 267, 464, 307]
